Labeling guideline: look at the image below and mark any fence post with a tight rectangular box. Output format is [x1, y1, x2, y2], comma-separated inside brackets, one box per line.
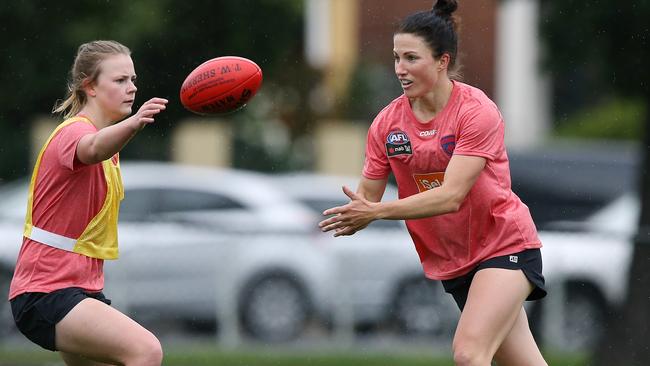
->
[331, 250, 356, 346]
[214, 243, 242, 347]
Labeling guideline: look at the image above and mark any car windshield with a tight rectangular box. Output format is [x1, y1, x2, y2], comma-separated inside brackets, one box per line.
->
[583, 193, 638, 236]
[119, 187, 246, 221]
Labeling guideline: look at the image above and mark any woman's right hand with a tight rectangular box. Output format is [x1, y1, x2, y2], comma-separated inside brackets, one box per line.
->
[129, 97, 168, 130]
[76, 97, 169, 164]
[319, 186, 379, 237]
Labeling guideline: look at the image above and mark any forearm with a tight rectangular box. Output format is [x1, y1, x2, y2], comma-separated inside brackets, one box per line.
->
[376, 155, 485, 220]
[80, 120, 140, 163]
[356, 177, 387, 203]
[376, 186, 463, 220]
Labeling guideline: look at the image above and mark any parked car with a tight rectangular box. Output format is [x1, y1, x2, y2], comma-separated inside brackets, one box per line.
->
[0, 166, 461, 341]
[0, 154, 639, 349]
[272, 169, 638, 351]
[529, 193, 636, 351]
[508, 142, 637, 227]
[270, 173, 459, 337]
[507, 143, 638, 351]
[0, 162, 328, 342]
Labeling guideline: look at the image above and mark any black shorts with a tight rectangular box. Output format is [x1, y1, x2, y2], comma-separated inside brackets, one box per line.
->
[441, 248, 547, 311]
[10, 287, 111, 351]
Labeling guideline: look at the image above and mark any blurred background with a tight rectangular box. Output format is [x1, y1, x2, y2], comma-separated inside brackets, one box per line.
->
[0, 0, 648, 365]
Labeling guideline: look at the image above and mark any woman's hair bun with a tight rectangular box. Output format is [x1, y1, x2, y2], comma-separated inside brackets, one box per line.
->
[432, 0, 458, 18]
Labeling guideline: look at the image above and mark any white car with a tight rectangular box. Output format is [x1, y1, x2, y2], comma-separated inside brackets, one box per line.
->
[273, 172, 638, 351]
[531, 193, 636, 351]
[0, 162, 637, 349]
[0, 162, 329, 342]
[270, 173, 459, 337]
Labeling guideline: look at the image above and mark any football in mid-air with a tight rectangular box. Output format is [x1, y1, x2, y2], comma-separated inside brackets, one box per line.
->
[180, 56, 263, 115]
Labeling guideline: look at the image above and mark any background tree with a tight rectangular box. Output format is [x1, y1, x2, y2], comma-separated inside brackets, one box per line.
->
[540, 1, 650, 364]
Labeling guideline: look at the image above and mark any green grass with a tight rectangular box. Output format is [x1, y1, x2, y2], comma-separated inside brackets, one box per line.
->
[0, 345, 589, 366]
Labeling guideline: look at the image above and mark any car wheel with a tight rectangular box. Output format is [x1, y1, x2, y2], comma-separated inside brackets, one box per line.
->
[561, 282, 608, 351]
[239, 272, 311, 342]
[391, 277, 456, 337]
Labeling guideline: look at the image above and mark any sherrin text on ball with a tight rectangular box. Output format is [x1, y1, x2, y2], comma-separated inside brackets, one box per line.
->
[180, 56, 262, 115]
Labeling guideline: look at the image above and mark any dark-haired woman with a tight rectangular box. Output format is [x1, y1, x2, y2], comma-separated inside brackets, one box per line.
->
[319, 1, 548, 365]
[9, 40, 167, 366]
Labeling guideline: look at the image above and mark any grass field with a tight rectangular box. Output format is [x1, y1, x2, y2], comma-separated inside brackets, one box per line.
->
[0, 345, 589, 366]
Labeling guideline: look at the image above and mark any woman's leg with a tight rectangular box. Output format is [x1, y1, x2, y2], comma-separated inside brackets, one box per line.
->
[59, 351, 114, 366]
[451, 268, 546, 366]
[55, 298, 163, 366]
[493, 307, 547, 366]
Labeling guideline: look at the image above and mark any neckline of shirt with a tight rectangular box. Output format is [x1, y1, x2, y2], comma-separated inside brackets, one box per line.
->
[403, 80, 459, 129]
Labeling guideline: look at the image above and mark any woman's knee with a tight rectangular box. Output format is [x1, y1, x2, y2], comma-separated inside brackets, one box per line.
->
[452, 335, 492, 366]
[128, 334, 163, 366]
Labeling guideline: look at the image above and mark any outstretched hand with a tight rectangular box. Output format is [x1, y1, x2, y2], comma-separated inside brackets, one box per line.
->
[129, 97, 168, 129]
[318, 185, 378, 237]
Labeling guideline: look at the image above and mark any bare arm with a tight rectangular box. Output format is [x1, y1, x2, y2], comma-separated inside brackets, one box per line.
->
[357, 176, 388, 203]
[76, 97, 167, 164]
[380, 155, 486, 219]
[317, 176, 388, 237]
[319, 155, 486, 236]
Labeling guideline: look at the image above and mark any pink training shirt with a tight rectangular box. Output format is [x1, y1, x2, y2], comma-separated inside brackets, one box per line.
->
[9, 121, 110, 300]
[363, 81, 541, 280]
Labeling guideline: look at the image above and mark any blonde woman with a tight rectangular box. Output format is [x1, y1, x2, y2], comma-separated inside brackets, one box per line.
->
[9, 40, 167, 366]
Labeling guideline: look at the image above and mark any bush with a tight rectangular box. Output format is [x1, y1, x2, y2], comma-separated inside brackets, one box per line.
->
[554, 97, 645, 141]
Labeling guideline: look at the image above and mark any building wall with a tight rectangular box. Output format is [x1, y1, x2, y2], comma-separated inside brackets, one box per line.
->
[358, 0, 497, 97]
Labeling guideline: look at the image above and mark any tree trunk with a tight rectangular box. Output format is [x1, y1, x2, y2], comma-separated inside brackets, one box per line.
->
[594, 97, 650, 365]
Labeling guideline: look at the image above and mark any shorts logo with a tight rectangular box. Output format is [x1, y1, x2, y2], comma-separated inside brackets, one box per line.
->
[509, 255, 519, 263]
[386, 130, 413, 157]
[440, 134, 456, 156]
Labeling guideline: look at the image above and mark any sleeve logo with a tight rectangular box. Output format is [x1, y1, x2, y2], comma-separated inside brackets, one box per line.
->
[440, 134, 456, 156]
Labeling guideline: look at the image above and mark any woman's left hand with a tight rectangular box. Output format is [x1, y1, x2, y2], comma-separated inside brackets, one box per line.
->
[318, 186, 378, 237]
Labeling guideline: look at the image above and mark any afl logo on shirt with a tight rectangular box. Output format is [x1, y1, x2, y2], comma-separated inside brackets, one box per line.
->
[440, 134, 456, 156]
[386, 130, 413, 157]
